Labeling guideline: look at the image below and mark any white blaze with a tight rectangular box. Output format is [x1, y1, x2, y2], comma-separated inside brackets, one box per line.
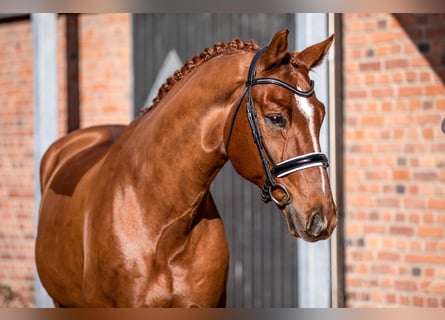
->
[294, 94, 327, 194]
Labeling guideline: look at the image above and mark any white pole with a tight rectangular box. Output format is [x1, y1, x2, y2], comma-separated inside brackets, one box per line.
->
[32, 13, 58, 308]
[296, 13, 331, 308]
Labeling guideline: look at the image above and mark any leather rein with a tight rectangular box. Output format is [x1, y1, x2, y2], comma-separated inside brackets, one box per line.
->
[225, 47, 329, 207]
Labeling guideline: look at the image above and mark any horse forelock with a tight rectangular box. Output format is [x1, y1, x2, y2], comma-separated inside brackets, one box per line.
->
[139, 38, 261, 116]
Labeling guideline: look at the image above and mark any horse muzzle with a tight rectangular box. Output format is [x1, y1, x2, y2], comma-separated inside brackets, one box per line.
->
[284, 204, 337, 242]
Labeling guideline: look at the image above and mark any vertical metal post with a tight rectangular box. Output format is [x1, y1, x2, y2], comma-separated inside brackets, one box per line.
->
[32, 13, 58, 308]
[295, 13, 332, 308]
[329, 13, 345, 308]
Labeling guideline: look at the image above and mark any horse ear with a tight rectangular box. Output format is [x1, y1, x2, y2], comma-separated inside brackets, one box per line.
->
[296, 34, 335, 70]
[258, 29, 289, 72]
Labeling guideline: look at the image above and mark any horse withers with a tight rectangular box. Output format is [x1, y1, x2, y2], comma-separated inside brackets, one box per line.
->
[35, 29, 337, 307]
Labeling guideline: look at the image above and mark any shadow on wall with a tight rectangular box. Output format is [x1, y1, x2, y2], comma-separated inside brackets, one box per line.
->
[393, 13, 445, 135]
[393, 13, 445, 83]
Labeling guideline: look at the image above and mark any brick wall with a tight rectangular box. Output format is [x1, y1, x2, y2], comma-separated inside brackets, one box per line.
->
[343, 13, 445, 307]
[0, 13, 131, 307]
[78, 14, 132, 127]
[0, 16, 35, 308]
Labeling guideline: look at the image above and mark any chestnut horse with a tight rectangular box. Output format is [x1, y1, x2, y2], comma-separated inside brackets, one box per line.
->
[35, 29, 337, 307]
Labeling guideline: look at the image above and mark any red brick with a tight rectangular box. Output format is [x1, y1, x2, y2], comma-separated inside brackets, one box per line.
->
[424, 268, 435, 277]
[377, 251, 400, 261]
[395, 238, 408, 249]
[413, 170, 438, 181]
[395, 280, 417, 291]
[424, 281, 445, 294]
[365, 169, 390, 180]
[371, 291, 384, 303]
[375, 45, 389, 56]
[371, 87, 395, 98]
[440, 170, 445, 182]
[413, 295, 424, 306]
[371, 264, 396, 275]
[390, 226, 414, 236]
[371, 31, 397, 43]
[377, 197, 400, 207]
[386, 294, 396, 304]
[417, 114, 442, 125]
[400, 295, 410, 305]
[359, 61, 381, 72]
[425, 241, 438, 251]
[385, 58, 409, 69]
[422, 127, 435, 139]
[398, 85, 423, 97]
[406, 254, 445, 264]
[429, 198, 445, 209]
[346, 89, 367, 99]
[427, 297, 439, 307]
[432, 143, 445, 152]
[364, 225, 386, 234]
[423, 212, 435, 223]
[346, 34, 368, 46]
[392, 169, 410, 180]
[417, 226, 444, 238]
[360, 115, 385, 126]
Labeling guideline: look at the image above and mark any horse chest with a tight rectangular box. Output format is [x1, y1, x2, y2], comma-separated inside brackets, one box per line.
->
[83, 213, 229, 307]
[143, 220, 229, 307]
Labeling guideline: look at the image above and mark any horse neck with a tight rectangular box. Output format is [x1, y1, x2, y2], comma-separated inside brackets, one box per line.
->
[122, 53, 249, 212]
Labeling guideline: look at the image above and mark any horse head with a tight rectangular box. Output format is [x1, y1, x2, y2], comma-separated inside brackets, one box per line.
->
[225, 29, 337, 242]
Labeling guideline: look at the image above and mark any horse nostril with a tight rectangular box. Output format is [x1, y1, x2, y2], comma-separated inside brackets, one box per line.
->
[308, 211, 326, 238]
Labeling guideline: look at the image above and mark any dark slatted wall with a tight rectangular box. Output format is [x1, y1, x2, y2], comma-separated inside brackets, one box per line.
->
[132, 14, 298, 307]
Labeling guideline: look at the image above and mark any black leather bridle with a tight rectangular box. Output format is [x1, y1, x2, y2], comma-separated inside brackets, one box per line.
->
[225, 47, 329, 206]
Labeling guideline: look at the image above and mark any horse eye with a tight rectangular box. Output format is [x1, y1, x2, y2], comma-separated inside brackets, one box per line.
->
[265, 114, 286, 128]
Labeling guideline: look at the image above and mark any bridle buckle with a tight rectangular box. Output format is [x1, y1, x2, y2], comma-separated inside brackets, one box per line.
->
[269, 183, 291, 207]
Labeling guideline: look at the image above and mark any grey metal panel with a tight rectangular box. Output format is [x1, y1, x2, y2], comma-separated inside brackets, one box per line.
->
[133, 14, 295, 113]
[132, 14, 297, 307]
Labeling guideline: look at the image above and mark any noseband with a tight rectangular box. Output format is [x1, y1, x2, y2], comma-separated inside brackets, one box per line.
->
[226, 47, 329, 206]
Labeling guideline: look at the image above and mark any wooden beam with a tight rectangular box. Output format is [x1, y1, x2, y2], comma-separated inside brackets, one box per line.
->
[66, 13, 80, 132]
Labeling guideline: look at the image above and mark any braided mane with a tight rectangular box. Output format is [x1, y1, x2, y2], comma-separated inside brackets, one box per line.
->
[139, 38, 261, 115]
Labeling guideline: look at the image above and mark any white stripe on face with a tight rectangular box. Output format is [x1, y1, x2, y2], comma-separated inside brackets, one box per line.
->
[294, 94, 327, 194]
[294, 94, 320, 153]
